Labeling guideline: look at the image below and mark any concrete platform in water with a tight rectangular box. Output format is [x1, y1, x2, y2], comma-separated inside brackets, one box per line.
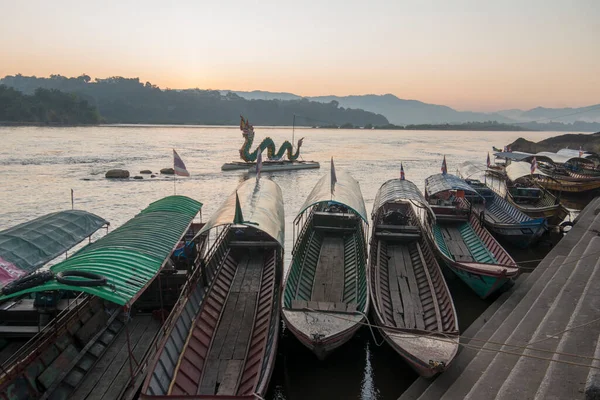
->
[221, 160, 320, 171]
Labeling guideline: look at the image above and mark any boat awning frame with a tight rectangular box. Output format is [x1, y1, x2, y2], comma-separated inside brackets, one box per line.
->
[295, 170, 368, 224]
[0, 196, 203, 306]
[372, 179, 435, 219]
[425, 173, 479, 197]
[0, 210, 108, 288]
[196, 179, 285, 247]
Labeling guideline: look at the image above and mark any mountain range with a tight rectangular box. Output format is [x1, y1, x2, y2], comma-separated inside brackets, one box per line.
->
[224, 90, 600, 126]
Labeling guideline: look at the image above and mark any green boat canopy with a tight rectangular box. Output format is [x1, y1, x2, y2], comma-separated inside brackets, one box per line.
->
[296, 170, 368, 223]
[0, 195, 202, 306]
[0, 210, 108, 288]
[196, 179, 285, 247]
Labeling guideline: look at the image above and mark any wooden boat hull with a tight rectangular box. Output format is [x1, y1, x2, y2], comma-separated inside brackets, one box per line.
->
[536, 177, 600, 193]
[507, 198, 568, 226]
[282, 212, 369, 360]
[221, 160, 320, 171]
[142, 233, 282, 399]
[482, 219, 547, 248]
[430, 213, 519, 299]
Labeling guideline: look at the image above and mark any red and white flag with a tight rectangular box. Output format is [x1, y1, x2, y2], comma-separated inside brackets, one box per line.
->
[579, 146, 584, 158]
[173, 149, 190, 177]
[531, 157, 537, 174]
[256, 149, 263, 181]
[400, 163, 405, 180]
[441, 156, 448, 175]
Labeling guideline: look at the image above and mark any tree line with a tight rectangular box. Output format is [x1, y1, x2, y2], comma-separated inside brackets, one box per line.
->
[0, 74, 389, 126]
[0, 85, 100, 125]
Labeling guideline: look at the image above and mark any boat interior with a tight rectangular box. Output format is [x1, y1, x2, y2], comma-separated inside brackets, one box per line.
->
[284, 202, 367, 315]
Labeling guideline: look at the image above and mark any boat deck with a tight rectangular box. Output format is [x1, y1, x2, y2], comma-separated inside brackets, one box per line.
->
[69, 314, 161, 400]
[433, 223, 496, 264]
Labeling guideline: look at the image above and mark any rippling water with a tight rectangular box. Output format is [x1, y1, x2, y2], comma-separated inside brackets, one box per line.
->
[0, 126, 567, 399]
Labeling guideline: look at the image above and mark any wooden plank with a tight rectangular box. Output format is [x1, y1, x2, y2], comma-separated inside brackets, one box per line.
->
[318, 302, 334, 311]
[230, 255, 249, 292]
[398, 277, 415, 329]
[311, 237, 345, 303]
[240, 256, 262, 293]
[216, 360, 243, 396]
[375, 241, 383, 314]
[206, 293, 239, 362]
[307, 301, 319, 310]
[386, 246, 405, 328]
[416, 243, 443, 332]
[291, 299, 308, 310]
[217, 293, 248, 360]
[403, 246, 425, 330]
[232, 293, 257, 360]
[333, 302, 346, 312]
[198, 359, 220, 395]
[346, 303, 357, 313]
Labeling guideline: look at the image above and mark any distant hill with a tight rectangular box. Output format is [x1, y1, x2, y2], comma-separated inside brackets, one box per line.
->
[221, 90, 302, 101]
[0, 75, 388, 126]
[498, 105, 600, 123]
[510, 132, 600, 153]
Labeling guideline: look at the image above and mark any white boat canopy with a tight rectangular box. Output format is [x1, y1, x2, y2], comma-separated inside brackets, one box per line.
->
[196, 178, 285, 246]
[505, 161, 549, 182]
[458, 161, 488, 180]
[557, 148, 598, 160]
[493, 151, 533, 161]
[425, 173, 478, 197]
[296, 171, 368, 223]
[372, 179, 434, 218]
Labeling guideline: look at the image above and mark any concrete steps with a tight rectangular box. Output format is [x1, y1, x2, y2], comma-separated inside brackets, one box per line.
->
[399, 196, 600, 400]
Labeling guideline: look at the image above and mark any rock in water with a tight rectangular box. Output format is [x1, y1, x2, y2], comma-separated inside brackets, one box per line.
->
[160, 168, 175, 175]
[140, 170, 152, 174]
[133, 176, 143, 180]
[105, 169, 130, 179]
[151, 174, 157, 178]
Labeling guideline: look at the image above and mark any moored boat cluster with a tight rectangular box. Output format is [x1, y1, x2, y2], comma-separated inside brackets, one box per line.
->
[0, 148, 596, 399]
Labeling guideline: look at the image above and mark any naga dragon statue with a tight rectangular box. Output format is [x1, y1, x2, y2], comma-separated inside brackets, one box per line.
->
[239, 116, 304, 162]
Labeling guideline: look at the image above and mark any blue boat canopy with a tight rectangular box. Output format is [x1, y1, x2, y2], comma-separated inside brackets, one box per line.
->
[197, 179, 285, 247]
[425, 173, 478, 197]
[296, 170, 368, 223]
[372, 179, 434, 218]
[0, 210, 108, 288]
[0, 196, 202, 306]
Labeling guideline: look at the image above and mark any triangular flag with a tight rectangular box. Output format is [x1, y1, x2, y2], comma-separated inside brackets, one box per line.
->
[173, 149, 190, 177]
[400, 163, 405, 180]
[256, 149, 263, 181]
[233, 191, 244, 224]
[441, 156, 447, 175]
[330, 157, 337, 195]
[531, 157, 537, 174]
[579, 146, 584, 158]
[487, 152, 491, 168]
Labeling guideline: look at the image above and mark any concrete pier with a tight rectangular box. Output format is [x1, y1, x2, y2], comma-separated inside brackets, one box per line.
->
[401, 196, 600, 400]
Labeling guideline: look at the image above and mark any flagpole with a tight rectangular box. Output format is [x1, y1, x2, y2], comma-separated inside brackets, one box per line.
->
[292, 114, 295, 151]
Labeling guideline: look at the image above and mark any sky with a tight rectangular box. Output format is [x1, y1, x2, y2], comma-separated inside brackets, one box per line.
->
[1, 0, 599, 111]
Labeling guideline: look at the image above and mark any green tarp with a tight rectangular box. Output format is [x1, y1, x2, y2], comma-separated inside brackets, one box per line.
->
[0, 210, 108, 287]
[0, 195, 202, 306]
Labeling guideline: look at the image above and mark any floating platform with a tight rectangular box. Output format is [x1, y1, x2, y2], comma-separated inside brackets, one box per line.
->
[221, 160, 320, 172]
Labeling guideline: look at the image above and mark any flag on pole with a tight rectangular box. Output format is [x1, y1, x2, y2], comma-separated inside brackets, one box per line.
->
[330, 157, 337, 195]
[487, 152, 491, 168]
[255, 149, 263, 181]
[71, 189, 74, 210]
[233, 191, 244, 224]
[507, 145, 512, 152]
[579, 146, 584, 158]
[173, 149, 190, 177]
[531, 157, 537, 174]
[400, 163, 405, 180]
[441, 156, 447, 175]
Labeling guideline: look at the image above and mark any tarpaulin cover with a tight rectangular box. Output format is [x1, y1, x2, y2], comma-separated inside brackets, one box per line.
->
[0, 210, 107, 287]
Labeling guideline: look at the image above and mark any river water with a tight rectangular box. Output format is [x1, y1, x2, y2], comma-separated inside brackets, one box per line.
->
[0, 126, 574, 399]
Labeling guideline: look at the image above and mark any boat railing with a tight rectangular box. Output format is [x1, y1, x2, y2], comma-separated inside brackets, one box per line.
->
[292, 206, 316, 256]
[0, 292, 91, 383]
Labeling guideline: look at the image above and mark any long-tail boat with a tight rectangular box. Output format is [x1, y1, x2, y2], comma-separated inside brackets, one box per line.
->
[463, 179, 547, 248]
[502, 162, 569, 225]
[141, 178, 285, 399]
[425, 173, 519, 299]
[282, 169, 368, 360]
[369, 178, 459, 377]
[0, 195, 204, 400]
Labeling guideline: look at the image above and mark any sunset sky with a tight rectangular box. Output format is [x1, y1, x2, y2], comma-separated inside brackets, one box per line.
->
[1, 0, 598, 111]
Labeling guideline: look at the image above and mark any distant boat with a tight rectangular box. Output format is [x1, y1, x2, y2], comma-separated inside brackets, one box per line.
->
[282, 170, 369, 360]
[369, 178, 459, 377]
[501, 162, 569, 225]
[425, 173, 519, 299]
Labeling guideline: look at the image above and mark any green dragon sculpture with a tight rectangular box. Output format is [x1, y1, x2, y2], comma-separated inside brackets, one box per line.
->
[239, 116, 304, 162]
